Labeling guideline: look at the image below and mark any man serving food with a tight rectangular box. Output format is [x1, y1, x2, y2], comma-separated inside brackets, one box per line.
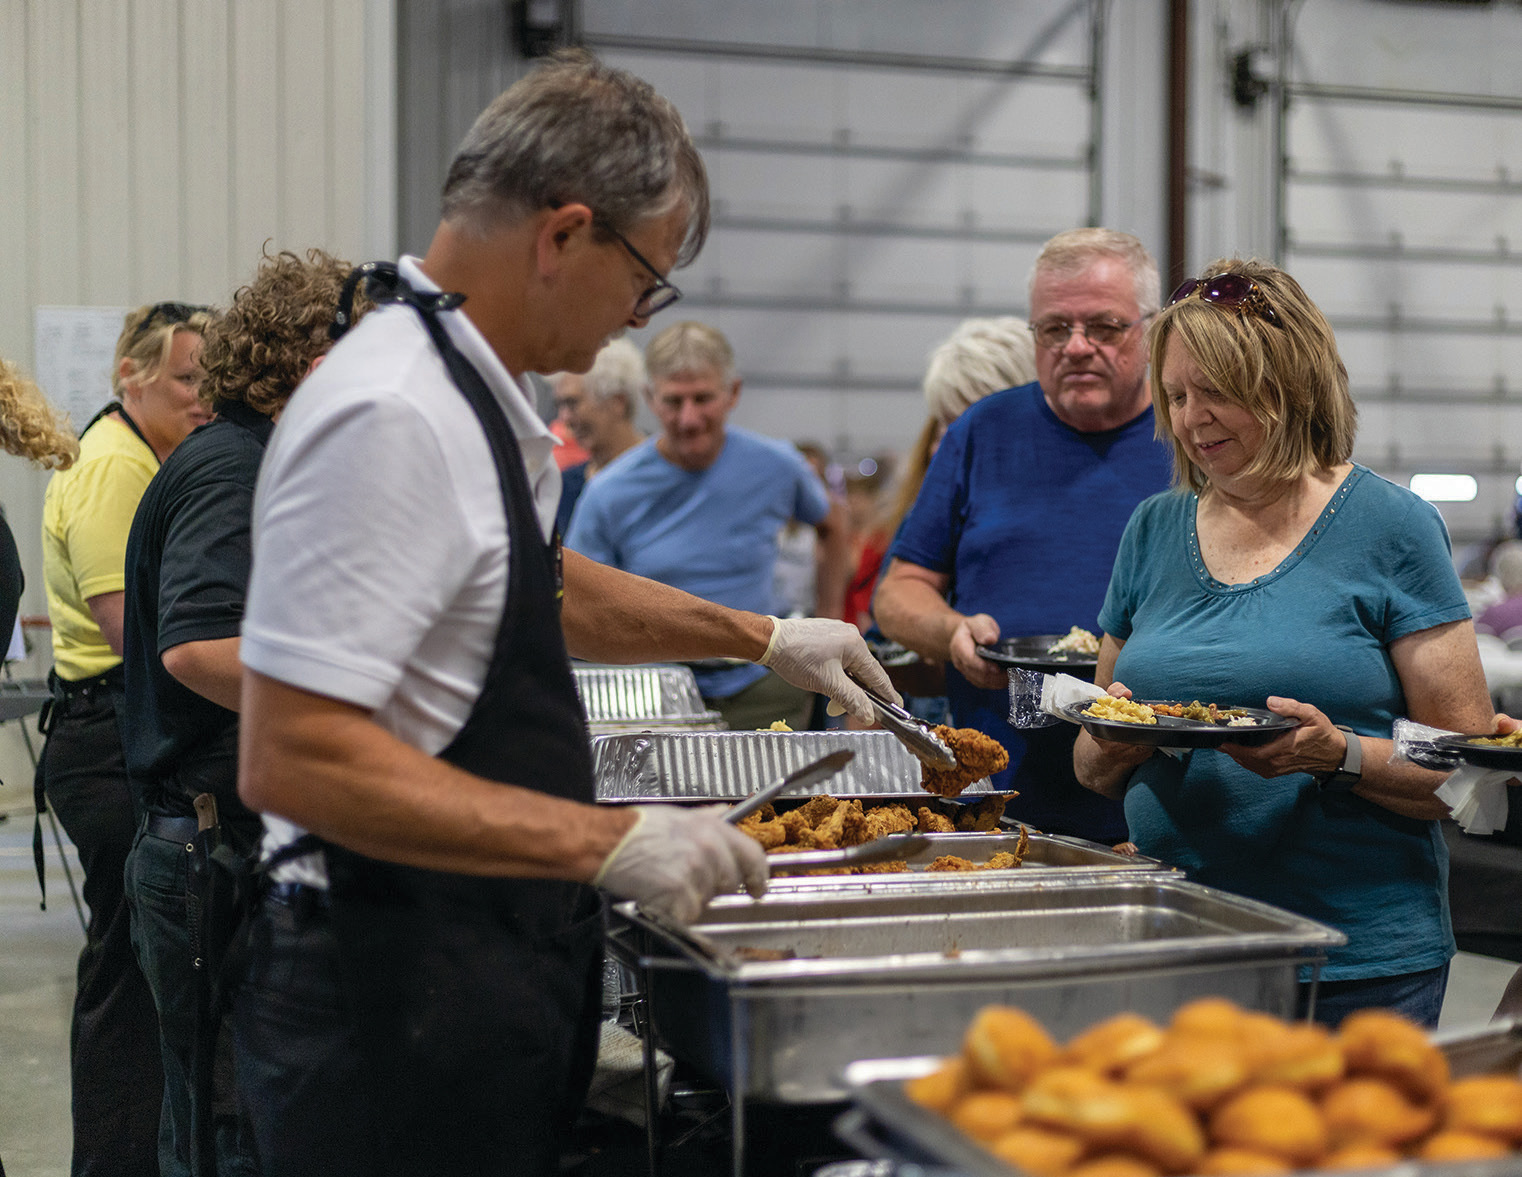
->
[230, 51, 895, 1177]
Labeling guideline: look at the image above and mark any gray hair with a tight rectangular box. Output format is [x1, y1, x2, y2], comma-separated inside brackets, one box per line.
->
[1029, 227, 1162, 317]
[441, 49, 709, 266]
[1492, 540, 1522, 596]
[645, 321, 736, 385]
[559, 337, 648, 417]
[922, 317, 1038, 423]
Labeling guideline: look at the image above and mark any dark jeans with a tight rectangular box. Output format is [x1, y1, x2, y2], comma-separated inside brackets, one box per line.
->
[41, 687, 162, 1177]
[125, 824, 259, 1177]
[1298, 961, 1451, 1029]
[230, 898, 379, 1177]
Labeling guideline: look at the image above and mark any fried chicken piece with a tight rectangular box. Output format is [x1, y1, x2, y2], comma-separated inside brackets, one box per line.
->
[847, 859, 908, 874]
[778, 808, 815, 845]
[983, 851, 1021, 869]
[917, 806, 956, 833]
[861, 803, 916, 840]
[921, 726, 1010, 796]
[794, 794, 845, 826]
[811, 799, 865, 850]
[738, 816, 787, 850]
[955, 794, 1009, 832]
[928, 855, 979, 872]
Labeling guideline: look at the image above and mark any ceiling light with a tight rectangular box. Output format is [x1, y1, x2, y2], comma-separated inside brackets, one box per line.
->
[1409, 474, 1477, 502]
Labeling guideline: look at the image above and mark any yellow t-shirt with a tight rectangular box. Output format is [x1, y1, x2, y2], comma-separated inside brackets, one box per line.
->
[42, 415, 158, 681]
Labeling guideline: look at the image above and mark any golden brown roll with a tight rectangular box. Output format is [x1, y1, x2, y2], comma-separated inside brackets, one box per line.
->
[1193, 1146, 1293, 1175]
[904, 1056, 969, 1116]
[1023, 1067, 1205, 1172]
[1170, 997, 1249, 1040]
[1415, 1129, 1512, 1162]
[964, 1005, 1060, 1092]
[1443, 1074, 1522, 1142]
[988, 1125, 1088, 1177]
[1124, 1035, 1251, 1112]
[1064, 1013, 1166, 1077]
[1209, 1086, 1329, 1166]
[1252, 1023, 1345, 1092]
[1320, 1077, 1435, 1147]
[1336, 1010, 1449, 1104]
[949, 1089, 1024, 1141]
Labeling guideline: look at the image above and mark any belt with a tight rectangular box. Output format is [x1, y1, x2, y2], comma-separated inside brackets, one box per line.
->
[144, 813, 200, 846]
[264, 881, 330, 914]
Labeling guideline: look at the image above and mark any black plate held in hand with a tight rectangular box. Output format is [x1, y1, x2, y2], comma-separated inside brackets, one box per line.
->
[1061, 700, 1299, 748]
[976, 635, 1099, 675]
[1435, 734, 1522, 772]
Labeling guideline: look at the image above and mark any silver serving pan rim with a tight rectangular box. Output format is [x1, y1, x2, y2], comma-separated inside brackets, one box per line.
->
[614, 874, 1346, 985]
[761, 831, 1170, 891]
[840, 1021, 1522, 1177]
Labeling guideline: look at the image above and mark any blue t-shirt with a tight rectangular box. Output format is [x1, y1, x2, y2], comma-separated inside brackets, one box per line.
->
[889, 382, 1173, 839]
[555, 461, 588, 539]
[1100, 465, 1471, 979]
[567, 427, 830, 698]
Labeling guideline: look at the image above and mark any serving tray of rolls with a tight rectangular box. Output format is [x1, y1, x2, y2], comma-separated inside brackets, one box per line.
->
[836, 1003, 1522, 1177]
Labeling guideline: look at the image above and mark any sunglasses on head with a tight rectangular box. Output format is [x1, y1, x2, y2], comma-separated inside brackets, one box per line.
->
[127, 301, 211, 347]
[1167, 273, 1279, 326]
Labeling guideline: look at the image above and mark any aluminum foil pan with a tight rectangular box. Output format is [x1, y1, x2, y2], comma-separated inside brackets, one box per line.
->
[573, 663, 709, 721]
[590, 729, 998, 802]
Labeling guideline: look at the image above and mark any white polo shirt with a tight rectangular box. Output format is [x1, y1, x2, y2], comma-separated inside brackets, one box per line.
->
[242, 256, 561, 884]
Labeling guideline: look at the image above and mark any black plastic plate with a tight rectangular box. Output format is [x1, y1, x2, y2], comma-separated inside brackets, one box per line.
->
[1061, 700, 1299, 748]
[976, 635, 1099, 675]
[1435, 734, 1522, 772]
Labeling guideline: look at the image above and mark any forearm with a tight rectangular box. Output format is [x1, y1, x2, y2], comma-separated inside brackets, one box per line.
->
[1074, 730, 1147, 799]
[1327, 735, 1452, 821]
[237, 670, 635, 880]
[561, 548, 771, 664]
[874, 573, 962, 662]
[162, 637, 243, 711]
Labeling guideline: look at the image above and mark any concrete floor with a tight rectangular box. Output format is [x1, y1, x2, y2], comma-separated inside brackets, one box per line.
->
[1, 791, 1517, 1176]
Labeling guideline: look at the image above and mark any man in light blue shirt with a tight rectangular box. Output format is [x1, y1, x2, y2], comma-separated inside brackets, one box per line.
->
[568, 321, 850, 728]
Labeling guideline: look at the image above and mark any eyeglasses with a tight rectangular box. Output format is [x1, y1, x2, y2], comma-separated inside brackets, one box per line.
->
[127, 301, 211, 348]
[595, 218, 682, 318]
[1167, 273, 1279, 326]
[1028, 316, 1144, 350]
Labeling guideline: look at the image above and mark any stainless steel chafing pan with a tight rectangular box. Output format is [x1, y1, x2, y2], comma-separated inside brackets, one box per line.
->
[607, 874, 1344, 1103]
[837, 1021, 1522, 1177]
[591, 729, 998, 803]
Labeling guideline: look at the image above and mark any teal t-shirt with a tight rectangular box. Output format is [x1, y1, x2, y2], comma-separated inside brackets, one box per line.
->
[1098, 465, 1470, 980]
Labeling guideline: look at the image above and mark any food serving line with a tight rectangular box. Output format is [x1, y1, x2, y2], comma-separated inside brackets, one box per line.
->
[575, 662, 1355, 1177]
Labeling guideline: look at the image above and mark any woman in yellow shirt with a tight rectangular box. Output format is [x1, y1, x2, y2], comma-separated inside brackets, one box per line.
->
[39, 301, 213, 1177]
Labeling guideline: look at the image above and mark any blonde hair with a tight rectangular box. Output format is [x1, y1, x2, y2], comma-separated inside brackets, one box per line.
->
[1030, 228, 1162, 316]
[645, 320, 735, 385]
[1149, 257, 1356, 494]
[112, 303, 215, 398]
[0, 359, 77, 469]
[922, 317, 1037, 423]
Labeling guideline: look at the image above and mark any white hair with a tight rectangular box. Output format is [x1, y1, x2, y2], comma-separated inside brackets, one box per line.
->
[922, 317, 1038, 423]
[1028, 227, 1162, 316]
[569, 337, 648, 417]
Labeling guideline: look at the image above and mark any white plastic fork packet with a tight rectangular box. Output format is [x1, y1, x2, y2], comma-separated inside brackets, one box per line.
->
[1394, 717, 1514, 836]
[1040, 672, 1106, 718]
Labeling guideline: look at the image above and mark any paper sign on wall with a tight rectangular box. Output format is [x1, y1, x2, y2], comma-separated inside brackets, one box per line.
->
[33, 306, 129, 432]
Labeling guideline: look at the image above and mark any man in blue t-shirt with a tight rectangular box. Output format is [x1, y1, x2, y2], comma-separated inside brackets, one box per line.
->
[875, 229, 1173, 842]
[567, 321, 851, 730]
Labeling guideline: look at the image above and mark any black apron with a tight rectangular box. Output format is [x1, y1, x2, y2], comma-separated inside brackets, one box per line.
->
[319, 271, 602, 1176]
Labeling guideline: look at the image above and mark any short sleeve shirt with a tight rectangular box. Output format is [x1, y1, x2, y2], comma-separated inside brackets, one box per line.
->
[122, 403, 271, 802]
[43, 414, 158, 680]
[567, 428, 830, 698]
[1100, 465, 1471, 978]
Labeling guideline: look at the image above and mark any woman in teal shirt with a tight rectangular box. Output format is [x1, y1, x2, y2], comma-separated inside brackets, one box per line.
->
[1075, 260, 1495, 1027]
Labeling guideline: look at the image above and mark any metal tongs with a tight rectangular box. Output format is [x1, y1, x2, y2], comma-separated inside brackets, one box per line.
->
[767, 834, 932, 874]
[850, 673, 956, 771]
[724, 750, 855, 825]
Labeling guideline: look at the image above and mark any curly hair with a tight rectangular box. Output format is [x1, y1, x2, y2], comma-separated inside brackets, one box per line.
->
[198, 248, 362, 415]
[0, 359, 77, 469]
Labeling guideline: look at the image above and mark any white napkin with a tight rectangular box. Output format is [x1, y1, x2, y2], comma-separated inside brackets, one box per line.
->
[1040, 673, 1185, 759]
[1435, 768, 1514, 836]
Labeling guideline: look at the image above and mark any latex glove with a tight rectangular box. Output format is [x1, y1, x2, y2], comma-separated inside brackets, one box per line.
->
[757, 615, 901, 723]
[592, 805, 769, 925]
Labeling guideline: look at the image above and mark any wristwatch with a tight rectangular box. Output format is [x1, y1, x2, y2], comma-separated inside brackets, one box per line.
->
[1318, 724, 1362, 792]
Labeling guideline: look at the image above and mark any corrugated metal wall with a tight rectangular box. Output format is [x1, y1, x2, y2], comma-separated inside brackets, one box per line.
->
[0, 0, 395, 619]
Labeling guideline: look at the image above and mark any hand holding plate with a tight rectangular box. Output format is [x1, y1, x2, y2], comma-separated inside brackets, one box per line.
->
[1218, 696, 1342, 779]
[950, 613, 1006, 690]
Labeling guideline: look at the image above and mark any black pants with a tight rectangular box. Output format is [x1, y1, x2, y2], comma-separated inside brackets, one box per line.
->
[42, 684, 163, 1177]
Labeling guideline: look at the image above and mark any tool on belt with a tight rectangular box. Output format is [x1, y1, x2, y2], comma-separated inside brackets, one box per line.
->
[188, 792, 221, 1177]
